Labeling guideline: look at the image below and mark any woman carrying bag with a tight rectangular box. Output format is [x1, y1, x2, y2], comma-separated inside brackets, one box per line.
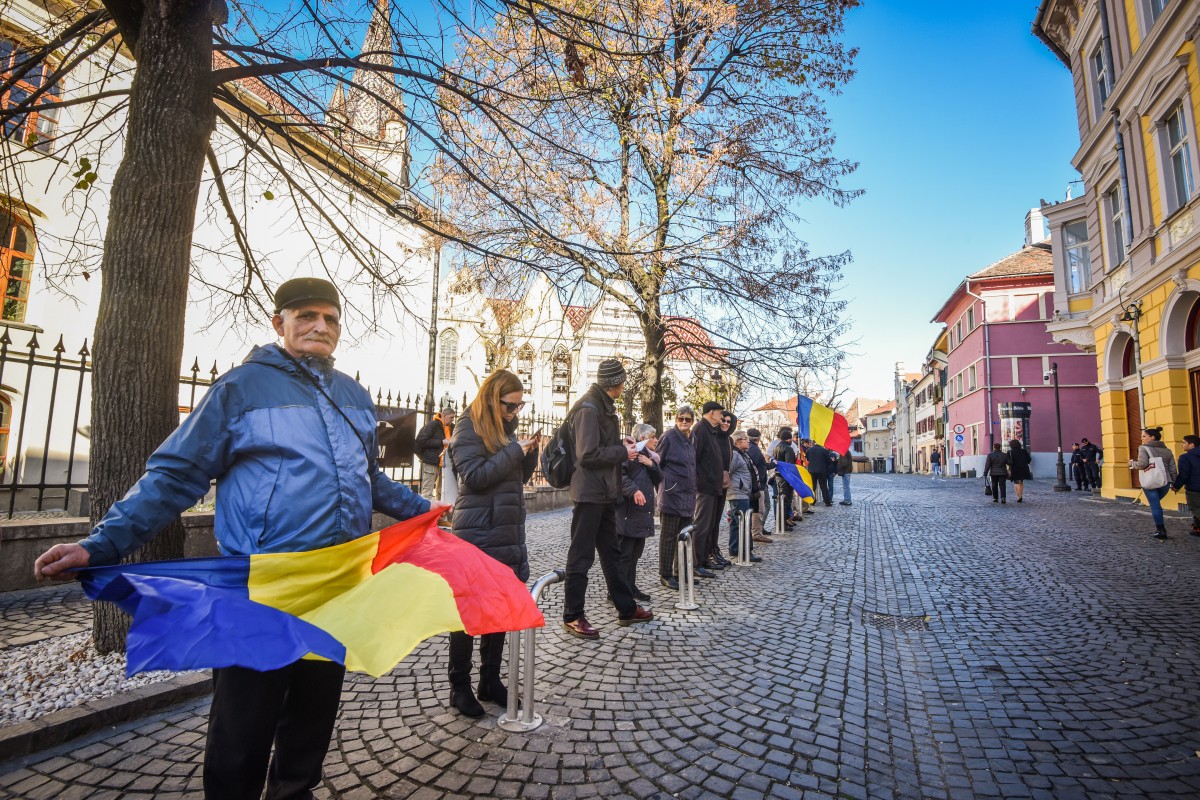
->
[1130, 426, 1177, 540]
[983, 443, 1011, 504]
[446, 369, 540, 716]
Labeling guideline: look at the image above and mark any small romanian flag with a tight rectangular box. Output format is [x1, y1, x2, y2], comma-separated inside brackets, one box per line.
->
[796, 395, 852, 455]
[79, 508, 545, 678]
[776, 461, 817, 505]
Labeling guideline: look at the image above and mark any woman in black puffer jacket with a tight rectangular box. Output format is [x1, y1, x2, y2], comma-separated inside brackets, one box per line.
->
[446, 369, 539, 718]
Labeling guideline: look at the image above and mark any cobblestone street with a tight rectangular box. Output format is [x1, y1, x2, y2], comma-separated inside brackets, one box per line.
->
[4, 474, 1200, 798]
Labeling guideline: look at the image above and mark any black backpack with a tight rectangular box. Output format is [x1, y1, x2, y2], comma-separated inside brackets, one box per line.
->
[540, 401, 597, 488]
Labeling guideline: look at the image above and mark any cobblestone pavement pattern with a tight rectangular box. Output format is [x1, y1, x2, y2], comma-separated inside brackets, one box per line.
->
[4, 475, 1200, 798]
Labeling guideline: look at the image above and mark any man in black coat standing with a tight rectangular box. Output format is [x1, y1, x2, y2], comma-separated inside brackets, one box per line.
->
[805, 439, 834, 507]
[415, 405, 456, 500]
[746, 429, 772, 542]
[561, 359, 654, 640]
[692, 401, 729, 574]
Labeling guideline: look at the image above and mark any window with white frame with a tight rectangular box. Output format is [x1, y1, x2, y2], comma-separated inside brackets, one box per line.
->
[1090, 47, 1110, 120]
[1105, 186, 1126, 268]
[966, 306, 974, 329]
[968, 364, 977, 391]
[955, 320, 963, 342]
[1162, 102, 1195, 215]
[437, 330, 458, 384]
[1064, 220, 1092, 293]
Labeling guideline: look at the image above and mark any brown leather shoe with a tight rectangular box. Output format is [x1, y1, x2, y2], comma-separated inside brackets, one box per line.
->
[752, 534, 774, 543]
[617, 606, 654, 626]
[562, 617, 599, 639]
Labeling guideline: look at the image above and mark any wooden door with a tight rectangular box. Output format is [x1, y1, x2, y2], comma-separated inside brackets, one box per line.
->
[1190, 369, 1200, 436]
[1126, 388, 1142, 489]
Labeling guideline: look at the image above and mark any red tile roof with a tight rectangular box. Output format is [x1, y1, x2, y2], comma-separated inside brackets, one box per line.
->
[968, 242, 1053, 280]
[866, 401, 896, 415]
[663, 316, 724, 360]
[486, 298, 520, 329]
[564, 305, 590, 331]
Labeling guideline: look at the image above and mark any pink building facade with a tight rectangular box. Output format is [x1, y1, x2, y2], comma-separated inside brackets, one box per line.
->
[933, 241, 1101, 478]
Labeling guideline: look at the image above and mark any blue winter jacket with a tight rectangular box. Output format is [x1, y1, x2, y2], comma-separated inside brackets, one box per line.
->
[80, 344, 430, 565]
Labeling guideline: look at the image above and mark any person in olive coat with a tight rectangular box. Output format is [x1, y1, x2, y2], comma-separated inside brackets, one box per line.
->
[447, 369, 540, 717]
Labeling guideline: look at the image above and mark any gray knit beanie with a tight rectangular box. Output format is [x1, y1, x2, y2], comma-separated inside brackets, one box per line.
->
[596, 358, 627, 388]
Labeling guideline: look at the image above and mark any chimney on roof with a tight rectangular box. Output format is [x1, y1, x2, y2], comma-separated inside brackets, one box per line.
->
[1025, 208, 1049, 246]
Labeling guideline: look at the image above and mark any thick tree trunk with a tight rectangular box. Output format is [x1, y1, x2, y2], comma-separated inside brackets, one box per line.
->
[91, 0, 216, 653]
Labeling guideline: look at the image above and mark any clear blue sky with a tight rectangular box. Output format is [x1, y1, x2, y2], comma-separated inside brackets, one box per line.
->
[795, 1, 1081, 405]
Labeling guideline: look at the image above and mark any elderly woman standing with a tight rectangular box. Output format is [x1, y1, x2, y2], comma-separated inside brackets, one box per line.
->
[1130, 426, 1178, 540]
[447, 369, 540, 717]
[618, 424, 661, 601]
[656, 405, 697, 590]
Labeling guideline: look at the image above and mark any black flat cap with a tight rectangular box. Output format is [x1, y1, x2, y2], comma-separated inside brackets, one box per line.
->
[274, 277, 340, 313]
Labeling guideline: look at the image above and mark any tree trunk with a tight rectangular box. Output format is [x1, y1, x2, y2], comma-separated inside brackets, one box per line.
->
[640, 304, 667, 432]
[91, 0, 216, 653]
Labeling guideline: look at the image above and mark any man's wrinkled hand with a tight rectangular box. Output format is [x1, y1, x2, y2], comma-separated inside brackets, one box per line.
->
[34, 543, 90, 581]
[633, 490, 646, 506]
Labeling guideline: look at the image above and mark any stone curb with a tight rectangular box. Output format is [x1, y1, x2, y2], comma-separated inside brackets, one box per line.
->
[0, 672, 212, 762]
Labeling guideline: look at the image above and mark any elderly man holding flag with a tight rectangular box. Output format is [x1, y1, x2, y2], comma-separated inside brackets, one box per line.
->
[33, 278, 466, 800]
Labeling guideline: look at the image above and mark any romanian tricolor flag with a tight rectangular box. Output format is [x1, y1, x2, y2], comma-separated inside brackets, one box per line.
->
[776, 461, 818, 505]
[796, 395, 852, 455]
[78, 509, 545, 678]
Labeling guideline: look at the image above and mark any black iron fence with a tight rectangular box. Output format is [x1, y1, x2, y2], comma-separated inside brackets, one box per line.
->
[0, 327, 565, 517]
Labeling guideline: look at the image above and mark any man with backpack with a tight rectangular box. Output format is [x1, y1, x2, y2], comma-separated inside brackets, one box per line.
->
[560, 359, 654, 639]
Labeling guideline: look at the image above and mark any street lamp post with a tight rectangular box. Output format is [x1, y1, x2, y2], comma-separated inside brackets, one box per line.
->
[1049, 362, 1070, 492]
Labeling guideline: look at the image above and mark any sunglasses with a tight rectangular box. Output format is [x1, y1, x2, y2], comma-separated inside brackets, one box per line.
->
[677, 416, 694, 422]
[501, 400, 526, 413]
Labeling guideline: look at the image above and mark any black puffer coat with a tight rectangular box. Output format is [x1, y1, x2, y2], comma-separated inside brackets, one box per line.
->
[619, 451, 661, 538]
[448, 411, 538, 581]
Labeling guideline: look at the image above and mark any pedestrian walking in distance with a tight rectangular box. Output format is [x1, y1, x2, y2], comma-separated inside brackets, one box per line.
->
[836, 450, 853, 505]
[930, 448, 942, 478]
[1130, 426, 1177, 540]
[1008, 439, 1032, 502]
[1172, 434, 1200, 536]
[446, 369, 540, 717]
[984, 443, 1011, 504]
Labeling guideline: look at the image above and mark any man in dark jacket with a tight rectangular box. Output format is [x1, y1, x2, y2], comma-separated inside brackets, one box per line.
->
[692, 401, 729, 575]
[1080, 438, 1103, 488]
[415, 405, 456, 499]
[1171, 434, 1200, 535]
[1070, 443, 1090, 490]
[805, 440, 833, 507]
[562, 359, 653, 639]
[746, 429, 772, 542]
[772, 429, 798, 530]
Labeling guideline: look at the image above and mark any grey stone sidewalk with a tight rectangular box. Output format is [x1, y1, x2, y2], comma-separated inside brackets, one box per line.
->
[4, 475, 1200, 798]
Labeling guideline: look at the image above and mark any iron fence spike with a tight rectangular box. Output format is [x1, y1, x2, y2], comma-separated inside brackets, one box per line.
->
[190, 357, 200, 372]
[0, 329, 9, 346]
[53, 335, 66, 354]
[26, 332, 38, 349]
[78, 339, 90, 357]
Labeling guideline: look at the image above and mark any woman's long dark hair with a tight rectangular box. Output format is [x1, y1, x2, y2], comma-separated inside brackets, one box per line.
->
[470, 369, 525, 453]
[1144, 426, 1164, 441]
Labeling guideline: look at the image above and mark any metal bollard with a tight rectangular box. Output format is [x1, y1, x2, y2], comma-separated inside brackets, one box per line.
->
[674, 525, 699, 610]
[735, 510, 752, 566]
[775, 493, 785, 535]
[498, 568, 565, 732]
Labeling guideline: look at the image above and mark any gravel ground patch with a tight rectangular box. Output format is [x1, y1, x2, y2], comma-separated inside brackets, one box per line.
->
[0, 631, 189, 725]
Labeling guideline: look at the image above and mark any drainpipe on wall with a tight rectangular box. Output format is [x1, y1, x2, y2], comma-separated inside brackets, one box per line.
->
[965, 280, 993, 451]
[1096, 0, 1135, 248]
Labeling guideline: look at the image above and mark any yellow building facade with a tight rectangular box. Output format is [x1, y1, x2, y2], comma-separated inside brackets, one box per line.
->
[1037, 0, 1200, 503]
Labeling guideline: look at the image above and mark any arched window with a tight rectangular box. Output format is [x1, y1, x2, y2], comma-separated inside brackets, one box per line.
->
[438, 330, 458, 385]
[517, 344, 534, 380]
[0, 209, 34, 322]
[1121, 337, 1136, 378]
[1186, 297, 1200, 352]
[552, 347, 570, 395]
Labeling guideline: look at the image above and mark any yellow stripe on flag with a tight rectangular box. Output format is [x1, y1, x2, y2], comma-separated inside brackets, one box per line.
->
[798, 465, 817, 504]
[302, 563, 463, 676]
[247, 533, 378, 617]
[809, 403, 834, 446]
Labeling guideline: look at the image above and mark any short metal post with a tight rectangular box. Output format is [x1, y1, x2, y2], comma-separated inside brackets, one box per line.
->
[736, 510, 752, 565]
[675, 525, 699, 610]
[775, 493, 785, 535]
[498, 569, 565, 732]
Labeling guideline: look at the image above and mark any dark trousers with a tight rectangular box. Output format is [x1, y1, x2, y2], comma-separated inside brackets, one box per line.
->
[727, 498, 753, 556]
[1086, 462, 1102, 488]
[448, 631, 505, 688]
[659, 514, 691, 578]
[1072, 463, 1089, 489]
[618, 535, 647, 593]
[1186, 489, 1200, 529]
[693, 493, 725, 564]
[564, 502, 635, 621]
[990, 476, 1007, 500]
[204, 660, 345, 800]
[810, 472, 832, 506]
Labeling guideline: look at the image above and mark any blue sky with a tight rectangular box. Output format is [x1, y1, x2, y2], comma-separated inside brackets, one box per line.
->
[795, 1, 1082, 406]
